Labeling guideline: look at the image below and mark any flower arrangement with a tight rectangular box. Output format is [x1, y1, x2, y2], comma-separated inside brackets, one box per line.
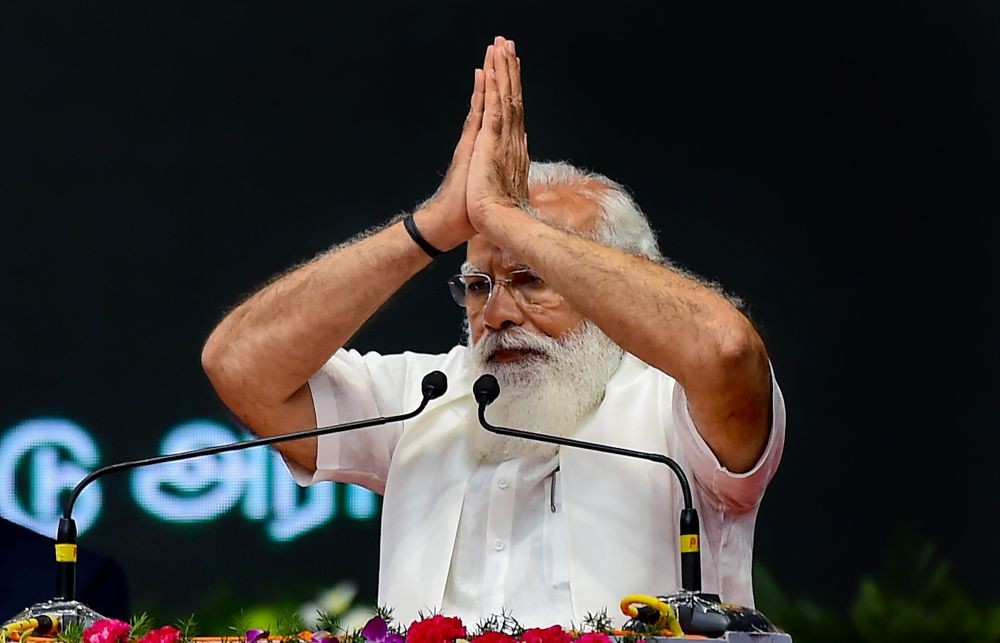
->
[5, 606, 671, 643]
[81, 621, 179, 643]
[341, 610, 617, 643]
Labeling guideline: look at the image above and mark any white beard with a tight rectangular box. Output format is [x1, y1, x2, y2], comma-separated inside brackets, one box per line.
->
[462, 321, 624, 464]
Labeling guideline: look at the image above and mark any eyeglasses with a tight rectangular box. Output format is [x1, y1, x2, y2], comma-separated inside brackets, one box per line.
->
[447, 269, 562, 310]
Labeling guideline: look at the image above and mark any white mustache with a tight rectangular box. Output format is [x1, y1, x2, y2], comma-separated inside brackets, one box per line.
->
[474, 327, 560, 361]
[463, 319, 625, 464]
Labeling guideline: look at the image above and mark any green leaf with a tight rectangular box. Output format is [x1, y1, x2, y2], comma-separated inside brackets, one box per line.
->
[130, 613, 155, 641]
[175, 614, 199, 643]
[313, 610, 341, 636]
[56, 620, 85, 643]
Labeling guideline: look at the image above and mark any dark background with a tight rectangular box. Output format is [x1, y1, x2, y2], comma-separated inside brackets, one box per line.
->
[2, 0, 998, 632]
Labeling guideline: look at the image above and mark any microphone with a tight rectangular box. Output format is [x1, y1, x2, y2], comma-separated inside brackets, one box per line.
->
[473, 374, 700, 590]
[3, 371, 448, 630]
[422, 370, 448, 401]
[472, 374, 500, 405]
[473, 374, 780, 637]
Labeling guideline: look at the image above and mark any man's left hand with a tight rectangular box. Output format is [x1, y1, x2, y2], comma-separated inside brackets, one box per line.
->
[466, 36, 530, 231]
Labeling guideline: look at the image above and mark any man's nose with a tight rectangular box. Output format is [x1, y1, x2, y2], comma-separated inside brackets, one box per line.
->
[483, 283, 524, 331]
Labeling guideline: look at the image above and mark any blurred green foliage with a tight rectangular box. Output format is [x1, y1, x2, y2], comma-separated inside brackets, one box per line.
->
[755, 533, 1000, 643]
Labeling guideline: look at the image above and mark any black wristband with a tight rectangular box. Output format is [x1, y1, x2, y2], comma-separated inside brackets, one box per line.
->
[403, 213, 443, 258]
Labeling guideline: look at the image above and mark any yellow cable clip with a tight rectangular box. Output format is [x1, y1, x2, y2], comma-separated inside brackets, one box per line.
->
[620, 594, 684, 637]
[1, 621, 37, 643]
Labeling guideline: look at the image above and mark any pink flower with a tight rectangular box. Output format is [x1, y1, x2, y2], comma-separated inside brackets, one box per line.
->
[82, 619, 131, 643]
[519, 626, 571, 643]
[246, 630, 270, 643]
[572, 634, 611, 643]
[136, 626, 182, 643]
[471, 632, 517, 643]
[405, 615, 466, 643]
[362, 617, 402, 643]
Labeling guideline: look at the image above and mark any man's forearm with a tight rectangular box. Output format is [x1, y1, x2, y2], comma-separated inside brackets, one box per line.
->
[475, 205, 755, 377]
[202, 214, 443, 410]
[474, 204, 772, 472]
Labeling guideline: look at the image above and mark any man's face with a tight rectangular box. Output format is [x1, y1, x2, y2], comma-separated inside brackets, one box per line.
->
[464, 183, 604, 351]
[461, 182, 624, 462]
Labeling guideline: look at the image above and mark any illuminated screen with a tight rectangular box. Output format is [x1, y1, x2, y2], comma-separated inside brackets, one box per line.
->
[1, 415, 383, 625]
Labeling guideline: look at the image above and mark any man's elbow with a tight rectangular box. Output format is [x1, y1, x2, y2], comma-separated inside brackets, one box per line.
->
[201, 331, 244, 403]
[201, 334, 226, 387]
[716, 318, 769, 380]
[721, 324, 773, 464]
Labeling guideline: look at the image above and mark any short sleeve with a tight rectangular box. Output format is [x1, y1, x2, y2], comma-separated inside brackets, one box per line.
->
[290, 347, 458, 493]
[671, 366, 786, 511]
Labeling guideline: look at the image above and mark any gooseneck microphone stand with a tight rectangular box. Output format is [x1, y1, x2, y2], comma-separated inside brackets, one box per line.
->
[3, 372, 449, 631]
[473, 374, 779, 637]
[472, 374, 702, 591]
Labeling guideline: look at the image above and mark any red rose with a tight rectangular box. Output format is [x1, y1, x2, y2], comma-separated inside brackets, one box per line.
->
[572, 634, 611, 643]
[136, 626, 182, 643]
[519, 626, 571, 643]
[471, 633, 517, 643]
[406, 615, 467, 643]
[82, 619, 131, 643]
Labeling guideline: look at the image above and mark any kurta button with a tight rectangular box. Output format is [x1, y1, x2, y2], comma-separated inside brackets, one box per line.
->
[493, 538, 505, 551]
[498, 479, 509, 489]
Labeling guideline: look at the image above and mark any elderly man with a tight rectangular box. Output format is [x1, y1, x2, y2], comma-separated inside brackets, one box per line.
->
[202, 37, 784, 627]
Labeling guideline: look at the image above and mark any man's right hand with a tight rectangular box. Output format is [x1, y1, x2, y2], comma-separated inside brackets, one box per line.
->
[411, 47, 490, 252]
[202, 43, 496, 475]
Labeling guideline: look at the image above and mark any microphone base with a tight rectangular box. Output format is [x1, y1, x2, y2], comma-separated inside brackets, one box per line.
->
[657, 591, 780, 638]
[3, 599, 107, 632]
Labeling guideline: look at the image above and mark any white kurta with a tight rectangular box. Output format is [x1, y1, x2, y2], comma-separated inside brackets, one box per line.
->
[292, 346, 785, 627]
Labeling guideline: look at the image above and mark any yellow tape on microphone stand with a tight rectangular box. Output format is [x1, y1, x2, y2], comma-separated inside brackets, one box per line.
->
[55, 543, 78, 562]
[680, 534, 699, 553]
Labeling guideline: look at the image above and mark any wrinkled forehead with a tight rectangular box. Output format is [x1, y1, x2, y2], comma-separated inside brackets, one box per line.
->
[465, 181, 606, 273]
[529, 180, 606, 231]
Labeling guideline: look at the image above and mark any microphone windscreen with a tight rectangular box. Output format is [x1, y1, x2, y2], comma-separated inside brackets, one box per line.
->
[473, 374, 501, 405]
[421, 371, 448, 399]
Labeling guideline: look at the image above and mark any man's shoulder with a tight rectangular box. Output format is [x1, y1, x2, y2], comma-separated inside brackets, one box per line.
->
[330, 344, 473, 399]
[336, 344, 468, 368]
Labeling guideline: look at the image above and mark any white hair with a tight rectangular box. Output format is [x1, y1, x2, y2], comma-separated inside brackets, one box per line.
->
[527, 161, 664, 263]
[527, 161, 743, 308]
